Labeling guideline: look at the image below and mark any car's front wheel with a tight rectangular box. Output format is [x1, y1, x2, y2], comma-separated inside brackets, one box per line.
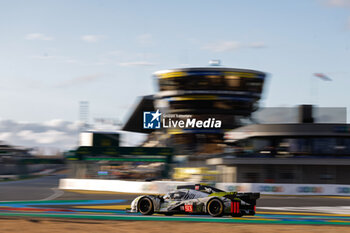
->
[138, 197, 154, 215]
[207, 198, 224, 217]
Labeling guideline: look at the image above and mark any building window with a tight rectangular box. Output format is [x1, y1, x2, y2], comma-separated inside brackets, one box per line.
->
[225, 75, 240, 88]
[279, 172, 294, 180]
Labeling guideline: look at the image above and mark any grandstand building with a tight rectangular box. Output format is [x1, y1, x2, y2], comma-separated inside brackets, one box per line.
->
[208, 105, 350, 184]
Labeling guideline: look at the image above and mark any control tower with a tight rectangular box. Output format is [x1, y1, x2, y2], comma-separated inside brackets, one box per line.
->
[123, 66, 267, 155]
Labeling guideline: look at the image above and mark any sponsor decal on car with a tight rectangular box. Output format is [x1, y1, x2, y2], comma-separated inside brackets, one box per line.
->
[184, 204, 193, 212]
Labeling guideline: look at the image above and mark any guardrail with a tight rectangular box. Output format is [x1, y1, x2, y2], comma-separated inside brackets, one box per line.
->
[59, 179, 191, 194]
[59, 178, 350, 196]
[215, 183, 350, 196]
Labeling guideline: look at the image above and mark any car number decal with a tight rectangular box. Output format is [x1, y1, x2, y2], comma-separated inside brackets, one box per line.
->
[184, 204, 193, 212]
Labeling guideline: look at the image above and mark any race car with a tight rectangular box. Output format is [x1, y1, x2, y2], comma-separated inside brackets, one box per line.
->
[129, 184, 259, 217]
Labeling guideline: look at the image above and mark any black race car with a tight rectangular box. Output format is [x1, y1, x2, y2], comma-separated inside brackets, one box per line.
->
[130, 184, 259, 217]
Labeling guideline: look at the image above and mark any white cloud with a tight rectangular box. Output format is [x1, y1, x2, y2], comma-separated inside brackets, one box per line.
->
[25, 33, 53, 41]
[0, 119, 146, 152]
[67, 121, 83, 131]
[43, 119, 68, 128]
[0, 132, 13, 141]
[202, 41, 241, 52]
[0, 119, 83, 151]
[118, 61, 157, 67]
[17, 130, 68, 144]
[81, 34, 105, 43]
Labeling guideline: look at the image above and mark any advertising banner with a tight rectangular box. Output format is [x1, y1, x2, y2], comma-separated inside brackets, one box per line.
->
[59, 179, 350, 196]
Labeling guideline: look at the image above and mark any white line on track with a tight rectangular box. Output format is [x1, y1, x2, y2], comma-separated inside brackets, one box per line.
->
[40, 188, 64, 201]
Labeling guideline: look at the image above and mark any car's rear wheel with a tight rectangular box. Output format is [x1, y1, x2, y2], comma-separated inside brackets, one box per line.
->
[207, 198, 224, 217]
[138, 197, 154, 215]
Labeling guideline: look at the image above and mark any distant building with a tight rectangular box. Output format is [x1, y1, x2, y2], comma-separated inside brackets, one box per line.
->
[0, 141, 31, 158]
[209, 105, 350, 184]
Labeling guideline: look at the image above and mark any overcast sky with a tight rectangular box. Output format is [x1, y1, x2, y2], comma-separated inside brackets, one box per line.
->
[1, 0, 350, 150]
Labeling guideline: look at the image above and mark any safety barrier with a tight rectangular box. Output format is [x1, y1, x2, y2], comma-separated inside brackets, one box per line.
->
[59, 179, 191, 194]
[59, 178, 350, 196]
[215, 183, 350, 196]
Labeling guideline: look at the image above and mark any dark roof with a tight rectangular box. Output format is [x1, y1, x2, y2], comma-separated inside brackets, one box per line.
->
[207, 157, 350, 166]
[225, 123, 350, 141]
[0, 141, 31, 154]
[122, 95, 155, 133]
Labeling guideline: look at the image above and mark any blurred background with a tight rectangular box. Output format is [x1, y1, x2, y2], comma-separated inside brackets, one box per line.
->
[1, 0, 350, 188]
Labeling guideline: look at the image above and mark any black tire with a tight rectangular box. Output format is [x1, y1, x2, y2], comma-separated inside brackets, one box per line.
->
[138, 197, 154, 215]
[207, 198, 224, 217]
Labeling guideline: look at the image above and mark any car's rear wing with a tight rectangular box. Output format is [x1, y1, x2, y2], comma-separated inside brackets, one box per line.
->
[217, 192, 259, 205]
[235, 192, 260, 205]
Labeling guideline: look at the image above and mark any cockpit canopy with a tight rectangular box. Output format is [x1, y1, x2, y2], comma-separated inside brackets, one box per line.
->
[163, 189, 208, 201]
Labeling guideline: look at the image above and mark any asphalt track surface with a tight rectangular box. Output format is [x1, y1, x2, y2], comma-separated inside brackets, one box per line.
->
[1, 175, 350, 225]
[0, 175, 65, 201]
